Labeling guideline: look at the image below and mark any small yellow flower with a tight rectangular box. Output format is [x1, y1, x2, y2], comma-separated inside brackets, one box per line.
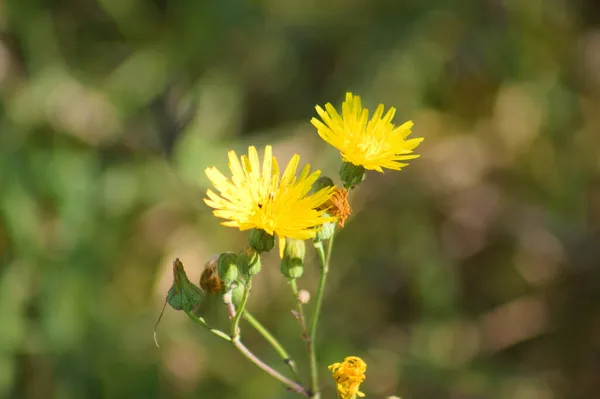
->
[204, 145, 335, 255]
[311, 92, 423, 172]
[329, 356, 367, 399]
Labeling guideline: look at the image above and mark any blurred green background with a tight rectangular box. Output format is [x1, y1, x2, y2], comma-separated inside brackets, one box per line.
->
[2, 0, 600, 398]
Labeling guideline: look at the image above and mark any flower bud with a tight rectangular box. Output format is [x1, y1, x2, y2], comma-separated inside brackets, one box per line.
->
[238, 247, 262, 277]
[217, 252, 239, 285]
[280, 239, 306, 279]
[248, 228, 275, 253]
[230, 282, 245, 307]
[313, 176, 335, 193]
[284, 238, 305, 260]
[281, 256, 303, 279]
[298, 289, 311, 304]
[339, 161, 365, 188]
[313, 214, 336, 242]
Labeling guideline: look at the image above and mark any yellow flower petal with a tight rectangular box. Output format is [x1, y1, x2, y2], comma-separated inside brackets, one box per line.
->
[329, 356, 367, 399]
[278, 236, 286, 258]
[312, 93, 423, 172]
[204, 146, 336, 248]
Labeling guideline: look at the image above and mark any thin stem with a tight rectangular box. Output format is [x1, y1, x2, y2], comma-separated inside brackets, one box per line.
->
[309, 233, 335, 399]
[325, 231, 335, 268]
[186, 309, 309, 396]
[243, 311, 301, 381]
[185, 311, 232, 342]
[232, 337, 310, 397]
[231, 278, 252, 338]
[289, 279, 310, 344]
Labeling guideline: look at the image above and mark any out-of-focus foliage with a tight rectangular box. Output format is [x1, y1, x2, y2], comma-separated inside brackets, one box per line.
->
[1, 0, 600, 398]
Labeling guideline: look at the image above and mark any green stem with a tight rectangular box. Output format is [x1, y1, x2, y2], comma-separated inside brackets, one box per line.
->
[231, 278, 252, 338]
[185, 311, 232, 342]
[289, 279, 310, 342]
[243, 311, 301, 381]
[289, 279, 311, 385]
[309, 234, 335, 398]
[185, 309, 309, 396]
[232, 337, 310, 397]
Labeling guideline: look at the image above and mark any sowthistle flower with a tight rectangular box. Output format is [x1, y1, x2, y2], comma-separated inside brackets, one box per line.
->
[329, 356, 367, 399]
[318, 187, 351, 227]
[164, 94, 422, 399]
[204, 145, 335, 255]
[311, 92, 423, 173]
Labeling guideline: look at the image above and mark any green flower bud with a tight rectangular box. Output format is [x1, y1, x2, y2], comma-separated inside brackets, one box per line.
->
[339, 161, 366, 189]
[230, 282, 245, 307]
[248, 228, 275, 253]
[280, 239, 305, 279]
[284, 238, 305, 260]
[281, 256, 304, 279]
[217, 252, 239, 285]
[238, 247, 262, 277]
[313, 214, 336, 242]
[313, 176, 335, 193]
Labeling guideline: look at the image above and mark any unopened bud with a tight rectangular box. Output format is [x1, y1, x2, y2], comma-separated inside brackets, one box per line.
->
[238, 247, 262, 277]
[313, 176, 335, 193]
[217, 252, 239, 285]
[339, 161, 365, 189]
[284, 238, 305, 260]
[280, 239, 305, 279]
[298, 289, 310, 304]
[313, 215, 336, 242]
[230, 282, 245, 307]
[248, 228, 275, 253]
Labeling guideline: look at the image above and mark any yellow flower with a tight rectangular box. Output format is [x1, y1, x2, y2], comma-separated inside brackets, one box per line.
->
[204, 145, 335, 255]
[311, 92, 423, 172]
[329, 356, 367, 399]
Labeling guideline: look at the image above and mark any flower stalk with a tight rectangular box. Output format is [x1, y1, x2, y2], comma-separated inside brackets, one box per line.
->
[243, 311, 301, 382]
[309, 232, 335, 398]
[232, 337, 310, 397]
[185, 311, 232, 342]
[231, 277, 252, 338]
[185, 310, 309, 395]
[289, 279, 311, 363]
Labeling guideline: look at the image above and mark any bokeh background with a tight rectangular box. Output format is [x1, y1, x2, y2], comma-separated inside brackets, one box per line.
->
[2, 0, 600, 398]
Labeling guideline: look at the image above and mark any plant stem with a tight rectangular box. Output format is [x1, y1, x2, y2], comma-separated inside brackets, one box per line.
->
[186, 310, 309, 396]
[231, 278, 252, 338]
[243, 311, 302, 381]
[309, 233, 335, 398]
[289, 279, 310, 347]
[185, 311, 232, 342]
[232, 337, 310, 397]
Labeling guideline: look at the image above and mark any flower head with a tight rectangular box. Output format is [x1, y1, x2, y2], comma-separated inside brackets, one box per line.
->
[311, 92, 423, 172]
[204, 146, 335, 255]
[319, 187, 351, 227]
[329, 356, 367, 399]
[199, 260, 223, 295]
